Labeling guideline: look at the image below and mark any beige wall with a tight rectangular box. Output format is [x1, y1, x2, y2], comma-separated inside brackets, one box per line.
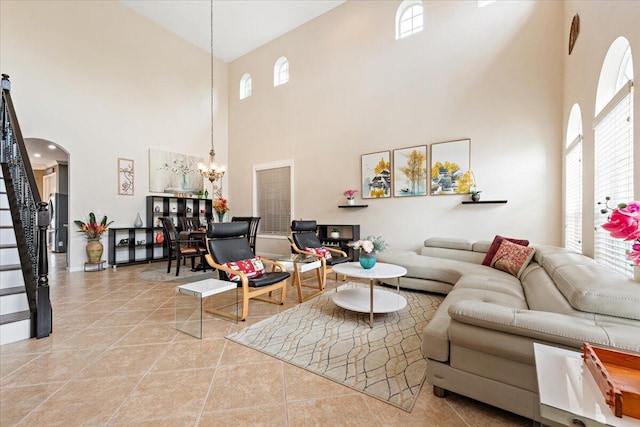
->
[228, 0, 564, 257]
[1, 0, 228, 270]
[562, 1, 640, 259]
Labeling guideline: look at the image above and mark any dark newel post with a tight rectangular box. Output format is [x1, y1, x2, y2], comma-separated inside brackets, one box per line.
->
[1, 74, 10, 91]
[36, 201, 52, 338]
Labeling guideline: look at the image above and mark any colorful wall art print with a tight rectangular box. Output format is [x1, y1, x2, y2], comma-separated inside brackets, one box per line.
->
[361, 151, 391, 199]
[430, 139, 471, 195]
[393, 145, 427, 197]
[149, 148, 204, 195]
[118, 158, 134, 196]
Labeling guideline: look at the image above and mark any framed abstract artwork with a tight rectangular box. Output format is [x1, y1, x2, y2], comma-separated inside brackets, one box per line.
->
[149, 148, 204, 195]
[118, 158, 134, 196]
[393, 145, 427, 197]
[361, 151, 391, 199]
[430, 139, 471, 195]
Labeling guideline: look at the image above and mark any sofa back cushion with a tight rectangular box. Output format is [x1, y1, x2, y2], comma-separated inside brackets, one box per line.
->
[541, 251, 640, 320]
[422, 237, 486, 264]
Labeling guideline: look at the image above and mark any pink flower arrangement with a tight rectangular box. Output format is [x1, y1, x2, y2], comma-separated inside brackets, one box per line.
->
[343, 189, 358, 200]
[600, 197, 640, 265]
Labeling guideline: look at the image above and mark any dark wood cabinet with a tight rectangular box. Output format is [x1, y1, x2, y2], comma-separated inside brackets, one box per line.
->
[146, 195, 212, 230]
[317, 224, 360, 261]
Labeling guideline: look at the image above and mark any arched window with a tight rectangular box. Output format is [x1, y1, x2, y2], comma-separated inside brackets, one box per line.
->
[396, 0, 423, 40]
[273, 56, 289, 87]
[593, 37, 634, 277]
[564, 103, 582, 253]
[239, 73, 252, 100]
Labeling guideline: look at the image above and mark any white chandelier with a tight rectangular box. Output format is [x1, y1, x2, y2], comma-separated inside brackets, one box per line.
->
[198, 0, 226, 199]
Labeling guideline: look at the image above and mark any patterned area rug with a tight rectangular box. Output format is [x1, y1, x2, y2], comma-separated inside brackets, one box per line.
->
[226, 282, 443, 412]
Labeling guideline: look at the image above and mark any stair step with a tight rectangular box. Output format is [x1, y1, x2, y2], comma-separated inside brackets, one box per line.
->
[0, 310, 30, 325]
[0, 268, 24, 289]
[1, 292, 29, 314]
[0, 314, 31, 345]
[0, 286, 25, 297]
[0, 246, 20, 265]
[0, 263, 21, 272]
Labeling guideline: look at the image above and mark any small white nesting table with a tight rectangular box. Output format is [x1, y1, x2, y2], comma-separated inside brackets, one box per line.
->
[276, 254, 324, 302]
[331, 262, 407, 327]
[175, 278, 237, 338]
[533, 343, 640, 427]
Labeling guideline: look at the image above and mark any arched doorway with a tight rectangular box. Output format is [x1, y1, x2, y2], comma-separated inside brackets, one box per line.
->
[25, 138, 70, 270]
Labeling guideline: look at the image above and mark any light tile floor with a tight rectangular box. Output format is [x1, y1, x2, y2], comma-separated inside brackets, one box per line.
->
[0, 255, 534, 426]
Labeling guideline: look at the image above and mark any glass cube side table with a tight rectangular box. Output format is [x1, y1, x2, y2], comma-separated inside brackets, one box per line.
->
[175, 278, 237, 339]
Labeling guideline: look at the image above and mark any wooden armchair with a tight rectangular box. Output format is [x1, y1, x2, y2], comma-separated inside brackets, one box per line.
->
[290, 220, 351, 289]
[205, 222, 289, 321]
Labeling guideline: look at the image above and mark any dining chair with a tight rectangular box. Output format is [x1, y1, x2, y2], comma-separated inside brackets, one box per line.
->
[160, 217, 205, 276]
[205, 221, 289, 321]
[231, 216, 261, 254]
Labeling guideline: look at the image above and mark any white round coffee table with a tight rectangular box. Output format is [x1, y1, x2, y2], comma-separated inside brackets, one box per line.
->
[331, 262, 407, 327]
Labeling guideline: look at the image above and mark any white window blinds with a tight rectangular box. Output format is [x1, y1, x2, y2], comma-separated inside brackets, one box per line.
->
[256, 166, 291, 235]
[593, 80, 634, 277]
[564, 136, 582, 253]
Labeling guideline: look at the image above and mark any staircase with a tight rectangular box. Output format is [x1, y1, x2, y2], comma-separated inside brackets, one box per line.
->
[0, 169, 31, 344]
[1, 74, 52, 345]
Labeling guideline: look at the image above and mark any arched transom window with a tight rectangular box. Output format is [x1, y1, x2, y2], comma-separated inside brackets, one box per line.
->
[240, 73, 252, 100]
[396, 0, 423, 40]
[274, 56, 289, 87]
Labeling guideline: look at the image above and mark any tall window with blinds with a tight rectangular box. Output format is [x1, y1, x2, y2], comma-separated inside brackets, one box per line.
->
[564, 135, 582, 253]
[593, 81, 634, 277]
[255, 163, 292, 235]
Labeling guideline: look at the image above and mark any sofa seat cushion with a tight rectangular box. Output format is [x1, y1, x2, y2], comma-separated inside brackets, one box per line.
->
[422, 286, 528, 362]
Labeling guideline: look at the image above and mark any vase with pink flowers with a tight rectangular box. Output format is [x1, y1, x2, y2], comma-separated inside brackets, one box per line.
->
[599, 197, 640, 267]
[343, 189, 358, 205]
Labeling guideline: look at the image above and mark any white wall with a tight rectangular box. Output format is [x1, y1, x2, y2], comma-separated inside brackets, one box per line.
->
[562, 1, 640, 259]
[228, 0, 564, 256]
[0, 0, 228, 270]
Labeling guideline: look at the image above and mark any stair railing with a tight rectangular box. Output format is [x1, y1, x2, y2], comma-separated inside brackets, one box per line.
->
[1, 74, 52, 339]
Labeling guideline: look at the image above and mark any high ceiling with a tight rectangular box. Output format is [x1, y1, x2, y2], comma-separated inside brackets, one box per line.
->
[120, 0, 347, 62]
[27, 0, 346, 169]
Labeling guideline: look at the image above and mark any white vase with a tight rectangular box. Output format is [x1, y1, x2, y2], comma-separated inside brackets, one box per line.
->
[348, 199, 355, 206]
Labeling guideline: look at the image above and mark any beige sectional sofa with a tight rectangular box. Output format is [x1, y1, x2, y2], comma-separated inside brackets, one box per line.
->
[377, 237, 640, 422]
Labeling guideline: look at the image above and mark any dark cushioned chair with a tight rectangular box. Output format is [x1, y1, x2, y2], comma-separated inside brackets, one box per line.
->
[231, 216, 261, 254]
[160, 217, 205, 276]
[205, 222, 289, 321]
[290, 220, 351, 289]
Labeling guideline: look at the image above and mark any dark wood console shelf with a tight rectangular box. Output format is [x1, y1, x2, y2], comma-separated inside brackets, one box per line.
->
[108, 227, 167, 267]
[461, 200, 508, 204]
[338, 205, 368, 208]
[317, 224, 360, 261]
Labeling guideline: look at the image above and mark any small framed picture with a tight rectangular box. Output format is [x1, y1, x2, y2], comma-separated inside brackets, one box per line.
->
[430, 139, 471, 195]
[361, 151, 391, 199]
[118, 158, 134, 196]
[393, 145, 427, 197]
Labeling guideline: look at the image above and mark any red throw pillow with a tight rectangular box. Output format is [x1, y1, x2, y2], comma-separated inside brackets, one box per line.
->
[489, 239, 536, 278]
[305, 247, 333, 259]
[482, 235, 529, 266]
[223, 257, 265, 282]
